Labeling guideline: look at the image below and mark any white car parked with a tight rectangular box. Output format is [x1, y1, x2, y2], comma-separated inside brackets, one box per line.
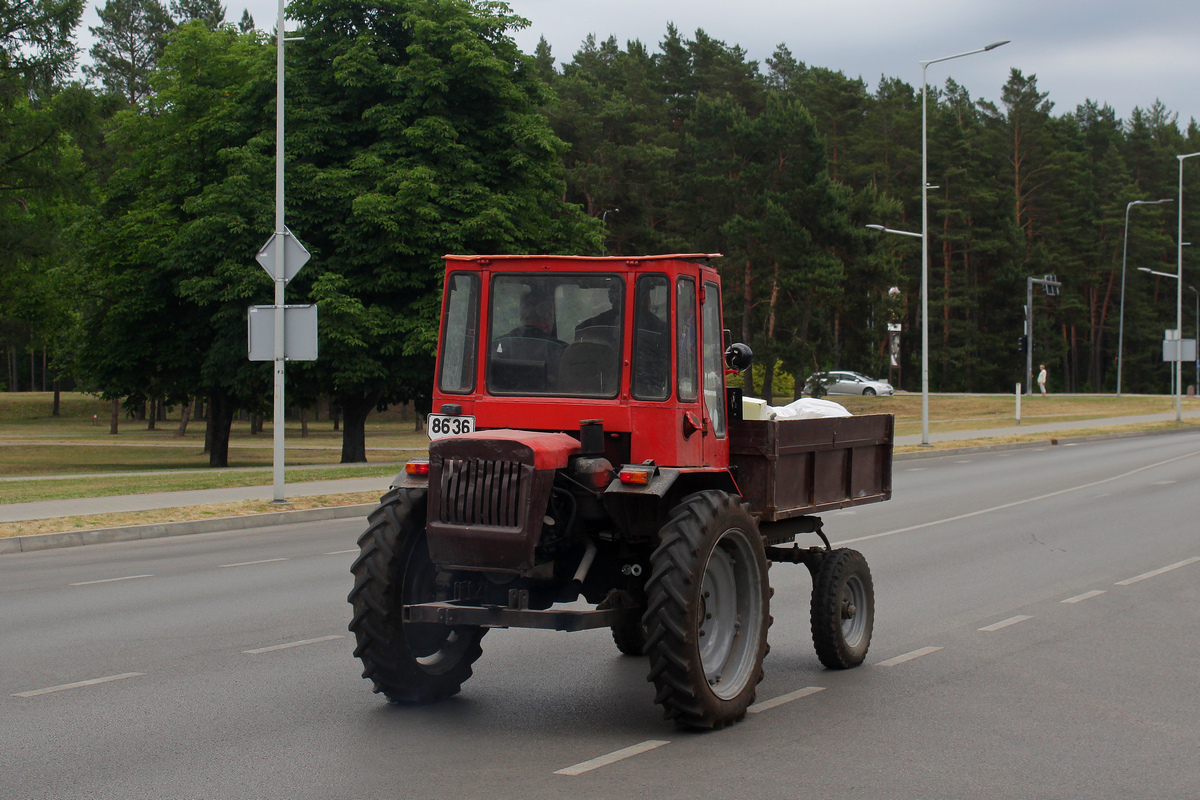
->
[806, 371, 894, 397]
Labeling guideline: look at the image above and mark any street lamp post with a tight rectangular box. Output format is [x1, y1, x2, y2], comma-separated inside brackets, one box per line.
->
[921, 40, 1008, 446]
[1191, 285, 1200, 396]
[1176, 153, 1200, 421]
[1140, 264, 1190, 404]
[1119, 199, 1174, 396]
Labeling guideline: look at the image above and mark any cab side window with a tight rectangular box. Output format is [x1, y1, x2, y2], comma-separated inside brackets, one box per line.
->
[632, 274, 670, 400]
[676, 277, 698, 403]
[701, 280, 725, 438]
[438, 272, 479, 394]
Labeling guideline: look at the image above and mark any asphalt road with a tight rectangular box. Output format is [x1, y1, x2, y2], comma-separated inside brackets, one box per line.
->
[3, 432, 1199, 800]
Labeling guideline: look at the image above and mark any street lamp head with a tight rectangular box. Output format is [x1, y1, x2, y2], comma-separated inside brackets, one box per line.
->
[984, 40, 1010, 51]
[865, 224, 884, 232]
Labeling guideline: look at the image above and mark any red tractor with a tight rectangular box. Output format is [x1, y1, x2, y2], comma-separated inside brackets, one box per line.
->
[348, 254, 893, 729]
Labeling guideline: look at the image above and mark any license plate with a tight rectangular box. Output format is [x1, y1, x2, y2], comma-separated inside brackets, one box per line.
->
[427, 414, 476, 440]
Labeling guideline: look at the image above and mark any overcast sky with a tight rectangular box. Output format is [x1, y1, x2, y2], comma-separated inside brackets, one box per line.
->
[77, 0, 1200, 125]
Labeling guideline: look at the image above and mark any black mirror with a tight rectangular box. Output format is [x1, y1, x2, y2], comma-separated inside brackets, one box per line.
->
[724, 342, 753, 372]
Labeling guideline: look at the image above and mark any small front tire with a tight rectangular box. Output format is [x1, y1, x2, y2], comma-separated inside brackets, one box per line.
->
[810, 548, 874, 669]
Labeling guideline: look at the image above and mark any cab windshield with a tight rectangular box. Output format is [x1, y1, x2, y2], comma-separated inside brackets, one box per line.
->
[487, 274, 624, 397]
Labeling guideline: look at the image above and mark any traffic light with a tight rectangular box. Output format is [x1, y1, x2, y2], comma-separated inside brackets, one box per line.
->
[1017, 335, 1027, 355]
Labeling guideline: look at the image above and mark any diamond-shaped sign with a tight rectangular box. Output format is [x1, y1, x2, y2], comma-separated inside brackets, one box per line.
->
[256, 228, 310, 282]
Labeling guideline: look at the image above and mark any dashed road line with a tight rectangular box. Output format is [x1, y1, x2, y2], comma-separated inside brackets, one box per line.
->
[838, 449, 1200, 546]
[979, 615, 1033, 632]
[1115, 556, 1200, 586]
[1062, 589, 1106, 604]
[747, 686, 825, 713]
[69, 574, 152, 586]
[13, 673, 144, 697]
[555, 740, 670, 776]
[877, 646, 943, 667]
[243, 635, 344, 654]
[325, 549, 358, 555]
[218, 557, 289, 568]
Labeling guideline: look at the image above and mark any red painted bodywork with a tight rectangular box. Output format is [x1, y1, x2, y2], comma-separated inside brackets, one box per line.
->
[432, 254, 729, 469]
[444, 429, 581, 470]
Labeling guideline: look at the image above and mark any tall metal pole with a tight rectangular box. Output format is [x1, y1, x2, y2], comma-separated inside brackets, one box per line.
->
[1191, 285, 1200, 396]
[919, 40, 1008, 445]
[920, 62, 930, 445]
[1175, 154, 1200, 421]
[1026, 277, 1034, 394]
[272, 0, 287, 502]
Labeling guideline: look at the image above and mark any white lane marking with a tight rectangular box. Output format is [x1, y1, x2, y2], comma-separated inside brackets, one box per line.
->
[13, 673, 144, 697]
[838, 449, 1200, 546]
[747, 686, 825, 713]
[1115, 556, 1200, 586]
[979, 615, 1033, 632]
[877, 646, 943, 667]
[325, 549, 358, 555]
[70, 574, 152, 586]
[1152, 480, 1177, 485]
[955, 460, 972, 463]
[555, 740, 670, 776]
[1062, 589, 1106, 604]
[219, 558, 289, 568]
[243, 635, 344, 654]
[905, 467, 928, 471]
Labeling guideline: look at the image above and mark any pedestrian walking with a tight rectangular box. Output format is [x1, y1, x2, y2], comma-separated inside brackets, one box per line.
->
[1037, 364, 1047, 395]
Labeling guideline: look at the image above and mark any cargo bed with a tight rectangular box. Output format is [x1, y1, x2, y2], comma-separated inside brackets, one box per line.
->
[728, 414, 893, 521]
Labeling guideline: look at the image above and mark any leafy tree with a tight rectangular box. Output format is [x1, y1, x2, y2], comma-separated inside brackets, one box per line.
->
[72, 22, 275, 464]
[285, 0, 599, 461]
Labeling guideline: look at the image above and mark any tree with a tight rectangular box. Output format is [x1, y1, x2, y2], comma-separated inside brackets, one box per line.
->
[170, 0, 224, 29]
[286, 0, 598, 461]
[85, 0, 174, 105]
[1, 0, 83, 97]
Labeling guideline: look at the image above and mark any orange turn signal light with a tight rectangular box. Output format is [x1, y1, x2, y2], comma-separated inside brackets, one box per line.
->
[405, 459, 430, 476]
[618, 468, 652, 485]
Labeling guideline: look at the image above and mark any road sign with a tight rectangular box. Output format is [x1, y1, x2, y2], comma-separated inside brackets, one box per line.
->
[248, 304, 318, 361]
[255, 228, 311, 282]
[1162, 338, 1197, 362]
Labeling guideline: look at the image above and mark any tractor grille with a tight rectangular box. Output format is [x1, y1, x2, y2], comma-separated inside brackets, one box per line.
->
[436, 457, 525, 528]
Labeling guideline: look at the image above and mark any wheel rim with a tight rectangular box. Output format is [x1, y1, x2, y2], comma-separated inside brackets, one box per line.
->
[840, 573, 869, 647]
[697, 529, 764, 700]
[403, 545, 473, 674]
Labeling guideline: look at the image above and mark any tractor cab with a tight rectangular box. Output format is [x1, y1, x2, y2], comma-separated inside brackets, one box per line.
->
[429, 254, 744, 469]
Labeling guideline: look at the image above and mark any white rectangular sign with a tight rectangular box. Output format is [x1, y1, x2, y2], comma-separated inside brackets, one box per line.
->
[248, 304, 319, 361]
[1162, 338, 1197, 362]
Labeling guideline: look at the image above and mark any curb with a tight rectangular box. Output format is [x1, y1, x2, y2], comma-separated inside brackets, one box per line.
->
[0, 503, 375, 555]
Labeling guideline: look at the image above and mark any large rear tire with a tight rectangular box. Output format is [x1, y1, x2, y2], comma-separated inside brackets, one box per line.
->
[643, 490, 771, 729]
[810, 548, 873, 669]
[348, 488, 486, 703]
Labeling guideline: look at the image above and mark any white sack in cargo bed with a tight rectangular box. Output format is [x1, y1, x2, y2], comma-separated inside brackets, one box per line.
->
[767, 397, 852, 420]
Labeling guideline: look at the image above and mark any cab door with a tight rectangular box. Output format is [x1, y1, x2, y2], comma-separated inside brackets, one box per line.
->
[673, 275, 704, 467]
[699, 278, 727, 468]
